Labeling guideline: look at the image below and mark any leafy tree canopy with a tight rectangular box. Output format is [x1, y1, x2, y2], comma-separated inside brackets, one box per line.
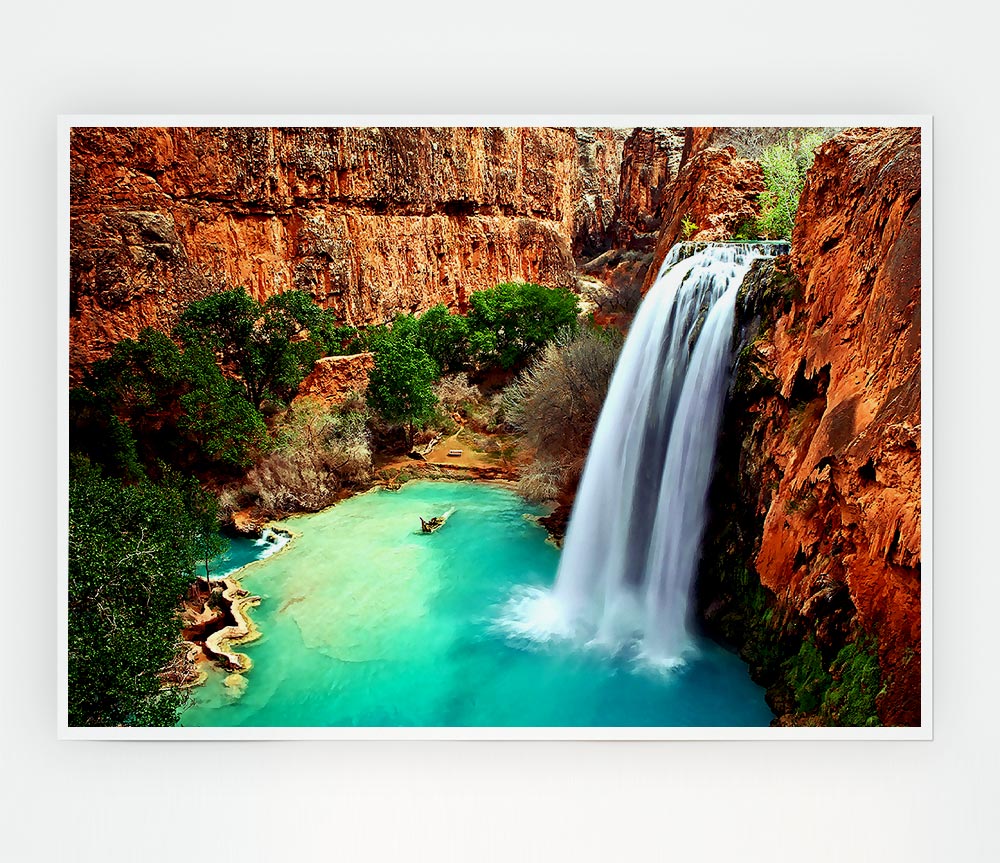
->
[68, 456, 227, 727]
[73, 328, 267, 476]
[365, 314, 439, 446]
[467, 282, 579, 369]
[173, 288, 325, 409]
[416, 304, 469, 372]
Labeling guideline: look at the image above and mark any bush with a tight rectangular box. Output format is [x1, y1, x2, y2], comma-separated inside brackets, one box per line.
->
[754, 131, 826, 240]
[467, 282, 580, 369]
[504, 324, 623, 485]
[313, 316, 368, 356]
[245, 399, 372, 514]
[516, 459, 563, 503]
[433, 372, 483, 413]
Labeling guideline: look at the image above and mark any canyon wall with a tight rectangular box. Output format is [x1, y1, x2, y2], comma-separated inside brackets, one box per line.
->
[576, 127, 687, 306]
[70, 126, 584, 373]
[70, 125, 692, 376]
[572, 128, 630, 259]
[699, 127, 922, 726]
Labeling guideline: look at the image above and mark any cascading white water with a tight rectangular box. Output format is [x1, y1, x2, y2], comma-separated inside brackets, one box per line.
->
[548, 241, 784, 664]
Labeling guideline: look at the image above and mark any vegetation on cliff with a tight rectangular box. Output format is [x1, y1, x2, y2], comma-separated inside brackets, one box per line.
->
[72, 277, 585, 517]
[727, 130, 827, 241]
[752, 132, 825, 240]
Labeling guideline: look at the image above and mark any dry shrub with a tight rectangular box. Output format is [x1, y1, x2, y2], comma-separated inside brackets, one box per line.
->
[516, 459, 563, 503]
[504, 326, 623, 491]
[504, 327, 622, 462]
[710, 127, 842, 160]
[464, 391, 506, 433]
[433, 373, 483, 412]
[245, 398, 372, 515]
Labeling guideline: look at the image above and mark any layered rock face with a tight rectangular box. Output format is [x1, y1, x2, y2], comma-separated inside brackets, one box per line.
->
[572, 128, 629, 259]
[70, 127, 582, 374]
[700, 127, 921, 725]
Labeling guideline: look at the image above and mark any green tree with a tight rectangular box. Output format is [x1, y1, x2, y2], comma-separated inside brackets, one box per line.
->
[366, 315, 439, 448]
[73, 328, 267, 475]
[68, 456, 227, 726]
[176, 344, 269, 469]
[416, 304, 469, 372]
[467, 282, 579, 369]
[313, 313, 368, 356]
[754, 131, 825, 240]
[174, 288, 325, 409]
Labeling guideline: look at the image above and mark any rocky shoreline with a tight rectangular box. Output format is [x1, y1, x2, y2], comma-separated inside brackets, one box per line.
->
[168, 528, 294, 691]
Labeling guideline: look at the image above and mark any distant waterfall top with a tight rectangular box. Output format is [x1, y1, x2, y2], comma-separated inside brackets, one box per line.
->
[551, 241, 786, 663]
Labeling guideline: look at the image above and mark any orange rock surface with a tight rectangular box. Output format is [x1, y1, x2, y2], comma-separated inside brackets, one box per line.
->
[70, 127, 582, 375]
[751, 127, 922, 724]
[293, 352, 375, 407]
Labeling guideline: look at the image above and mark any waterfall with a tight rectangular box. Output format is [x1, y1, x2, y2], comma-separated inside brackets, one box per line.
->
[548, 241, 785, 664]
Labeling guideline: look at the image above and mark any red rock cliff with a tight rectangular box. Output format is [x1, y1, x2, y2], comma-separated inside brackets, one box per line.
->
[613, 127, 686, 251]
[767, 127, 921, 724]
[572, 128, 629, 259]
[70, 127, 582, 374]
[701, 127, 922, 726]
[574, 127, 687, 307]
[641, 130, 765, 293]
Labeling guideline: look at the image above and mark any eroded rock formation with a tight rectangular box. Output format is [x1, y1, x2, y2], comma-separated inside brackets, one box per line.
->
[641, 137, 765, 293]
[293, 352, 375, 406]
[573, 128, 630, 258]
[699, 127, 921, 726]
[576, 127, 686, 308]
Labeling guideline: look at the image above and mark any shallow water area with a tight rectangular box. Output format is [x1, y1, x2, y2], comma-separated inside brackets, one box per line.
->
[180, 481, 772, 727]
